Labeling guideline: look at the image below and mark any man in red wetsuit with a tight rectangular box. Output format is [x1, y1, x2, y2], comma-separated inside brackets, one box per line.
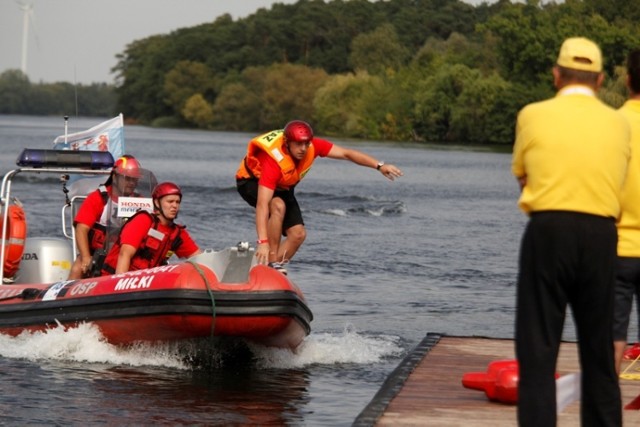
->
[101, 182, 201, 275]
[69, 155, 144, 279]
[236, 120, 403, 275]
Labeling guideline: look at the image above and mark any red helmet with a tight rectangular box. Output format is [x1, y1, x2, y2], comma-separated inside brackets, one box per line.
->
[152, 182, 182, 200]
[283, 120, 313, 143]
[113, 155, 142, 178]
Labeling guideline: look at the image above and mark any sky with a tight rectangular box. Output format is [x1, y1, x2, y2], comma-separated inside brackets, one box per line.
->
[0, 0, 491, 85]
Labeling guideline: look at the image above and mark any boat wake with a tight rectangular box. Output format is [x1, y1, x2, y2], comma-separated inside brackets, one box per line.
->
[252, 325, 404, 369]
[0, 323, 402, 371]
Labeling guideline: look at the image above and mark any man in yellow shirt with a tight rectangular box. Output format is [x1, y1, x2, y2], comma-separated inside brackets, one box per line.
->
[614, 49, 640, 373]
[512, 37, 630, 425]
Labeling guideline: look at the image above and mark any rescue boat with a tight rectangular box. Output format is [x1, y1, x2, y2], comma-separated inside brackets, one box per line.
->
[0, 149, 313, 350]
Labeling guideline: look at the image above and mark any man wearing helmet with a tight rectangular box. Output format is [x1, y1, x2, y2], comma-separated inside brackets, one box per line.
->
[69, 155, 146, 279]
[100, 182, 201, 275]
[236, 120, 403, 274]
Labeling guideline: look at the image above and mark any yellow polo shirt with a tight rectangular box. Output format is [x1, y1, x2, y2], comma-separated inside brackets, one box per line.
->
[617, 99, 640, 257]
[512, 85, 630, 217]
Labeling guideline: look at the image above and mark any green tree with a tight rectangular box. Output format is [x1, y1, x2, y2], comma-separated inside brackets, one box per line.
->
[584, 0, 640, 24]
[0, 69, 31, 114]
[76, 83, 117, 116]
[599, 65, 627, 109]
[182, 94, 214, 128]
[313, 71, 382, 137]
[113, 35, 175, 122]
[112, 0, 488, 125]
[211, 82, 261, 131]
[163, 61, 217, 117]
[349, 24, 410, 75]
[78, 0, 640, 142]
[260, 63, 329, 128]
[357, 70, 416, 141]
[451, 72, 513, 144]
[478, 1, 557, 84]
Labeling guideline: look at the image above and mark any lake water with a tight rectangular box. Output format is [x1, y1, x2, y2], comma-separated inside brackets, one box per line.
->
[0, 115, 635, 425]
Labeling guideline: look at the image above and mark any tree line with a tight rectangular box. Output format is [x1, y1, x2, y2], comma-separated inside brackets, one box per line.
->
[2, 0, 640, 145]
[0, 69, 116, 117]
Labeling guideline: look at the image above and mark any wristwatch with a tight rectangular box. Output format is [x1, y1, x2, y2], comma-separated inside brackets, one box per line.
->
[376, 161, 385, 170]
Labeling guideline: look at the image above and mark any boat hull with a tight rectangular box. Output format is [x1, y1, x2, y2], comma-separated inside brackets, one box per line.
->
[0, 262, 313, 350]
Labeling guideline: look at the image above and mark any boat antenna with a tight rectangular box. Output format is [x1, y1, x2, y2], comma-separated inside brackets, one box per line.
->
[74, 66, 79, 117]
[64, 115, 69, 143]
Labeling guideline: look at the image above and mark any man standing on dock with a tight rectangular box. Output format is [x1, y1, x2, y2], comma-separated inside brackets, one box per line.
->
[512, 37, 630, 425]
[613, 49, 640, 374]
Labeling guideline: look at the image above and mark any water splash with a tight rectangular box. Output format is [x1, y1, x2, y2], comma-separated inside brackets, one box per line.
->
[0, 323, 187, 369]
[0, 323, 403, 372]
[252, 324, 403, 369]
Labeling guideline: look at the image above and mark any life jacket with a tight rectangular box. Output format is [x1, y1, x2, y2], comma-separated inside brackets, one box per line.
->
[87, 185, 140, 253]
[235, 130, 316, 189]
[101, 210, 184, 275]
[86, 185, 110, 252]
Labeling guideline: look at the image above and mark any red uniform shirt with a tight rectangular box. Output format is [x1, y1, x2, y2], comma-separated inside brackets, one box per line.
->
[73, 186, 112, 227]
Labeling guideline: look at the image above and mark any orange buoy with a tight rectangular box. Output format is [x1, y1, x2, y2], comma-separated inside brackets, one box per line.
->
[1, 204, 27, 278]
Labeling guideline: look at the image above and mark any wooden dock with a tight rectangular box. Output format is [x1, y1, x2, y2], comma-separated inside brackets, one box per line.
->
[354, 334, 640, 426]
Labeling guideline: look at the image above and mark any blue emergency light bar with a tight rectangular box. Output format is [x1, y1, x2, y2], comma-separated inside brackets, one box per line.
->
[16, 149, 115, 169]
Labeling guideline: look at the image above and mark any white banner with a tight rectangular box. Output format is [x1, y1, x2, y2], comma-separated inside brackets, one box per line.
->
[53, 113, 125, 159]
[53, 114, 126, 197]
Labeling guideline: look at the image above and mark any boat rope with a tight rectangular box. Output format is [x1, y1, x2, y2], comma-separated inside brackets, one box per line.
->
[187, 261, 216, 337]
[620, 353, 640, 380]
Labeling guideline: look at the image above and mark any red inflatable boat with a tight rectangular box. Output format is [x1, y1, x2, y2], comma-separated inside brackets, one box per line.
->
[0, 149, 312, 350]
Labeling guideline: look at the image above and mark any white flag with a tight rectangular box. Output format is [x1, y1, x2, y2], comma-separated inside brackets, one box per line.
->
[53, 114, 126, 197]
[53, 113, 125, 159]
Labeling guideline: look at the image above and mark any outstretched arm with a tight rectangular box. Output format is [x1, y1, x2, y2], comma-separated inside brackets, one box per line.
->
[326, 145, 403, 180]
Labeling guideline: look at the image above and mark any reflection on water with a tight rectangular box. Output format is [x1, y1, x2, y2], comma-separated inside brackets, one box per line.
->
[88, 357, 312, 425]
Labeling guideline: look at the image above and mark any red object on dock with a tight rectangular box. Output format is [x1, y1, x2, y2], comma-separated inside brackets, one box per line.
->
[624, 343, 640, 360]
[462, 359, 519, 404]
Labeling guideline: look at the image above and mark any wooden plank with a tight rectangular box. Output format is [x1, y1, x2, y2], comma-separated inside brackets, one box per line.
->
[354, 334, 640, 426]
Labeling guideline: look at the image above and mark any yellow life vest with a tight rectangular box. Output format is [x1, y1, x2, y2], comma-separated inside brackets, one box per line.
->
[236, 130, 316, 189]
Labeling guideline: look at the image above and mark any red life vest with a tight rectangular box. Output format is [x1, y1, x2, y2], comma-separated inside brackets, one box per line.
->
[87, 185, 142, 253]
[86, 185, 110, 252]
[101, 211, 184, 275]
[235, 130, 316, 189]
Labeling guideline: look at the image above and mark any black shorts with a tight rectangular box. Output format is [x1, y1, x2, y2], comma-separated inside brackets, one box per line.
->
[236, 178, 304, 235]
[613, 256, 640, 341]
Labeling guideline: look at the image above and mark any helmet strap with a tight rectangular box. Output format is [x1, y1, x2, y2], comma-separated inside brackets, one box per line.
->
[154, 198, 177, 223]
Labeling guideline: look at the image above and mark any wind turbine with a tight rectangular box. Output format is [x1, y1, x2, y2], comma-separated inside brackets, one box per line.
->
[16, 0, 37, 76]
